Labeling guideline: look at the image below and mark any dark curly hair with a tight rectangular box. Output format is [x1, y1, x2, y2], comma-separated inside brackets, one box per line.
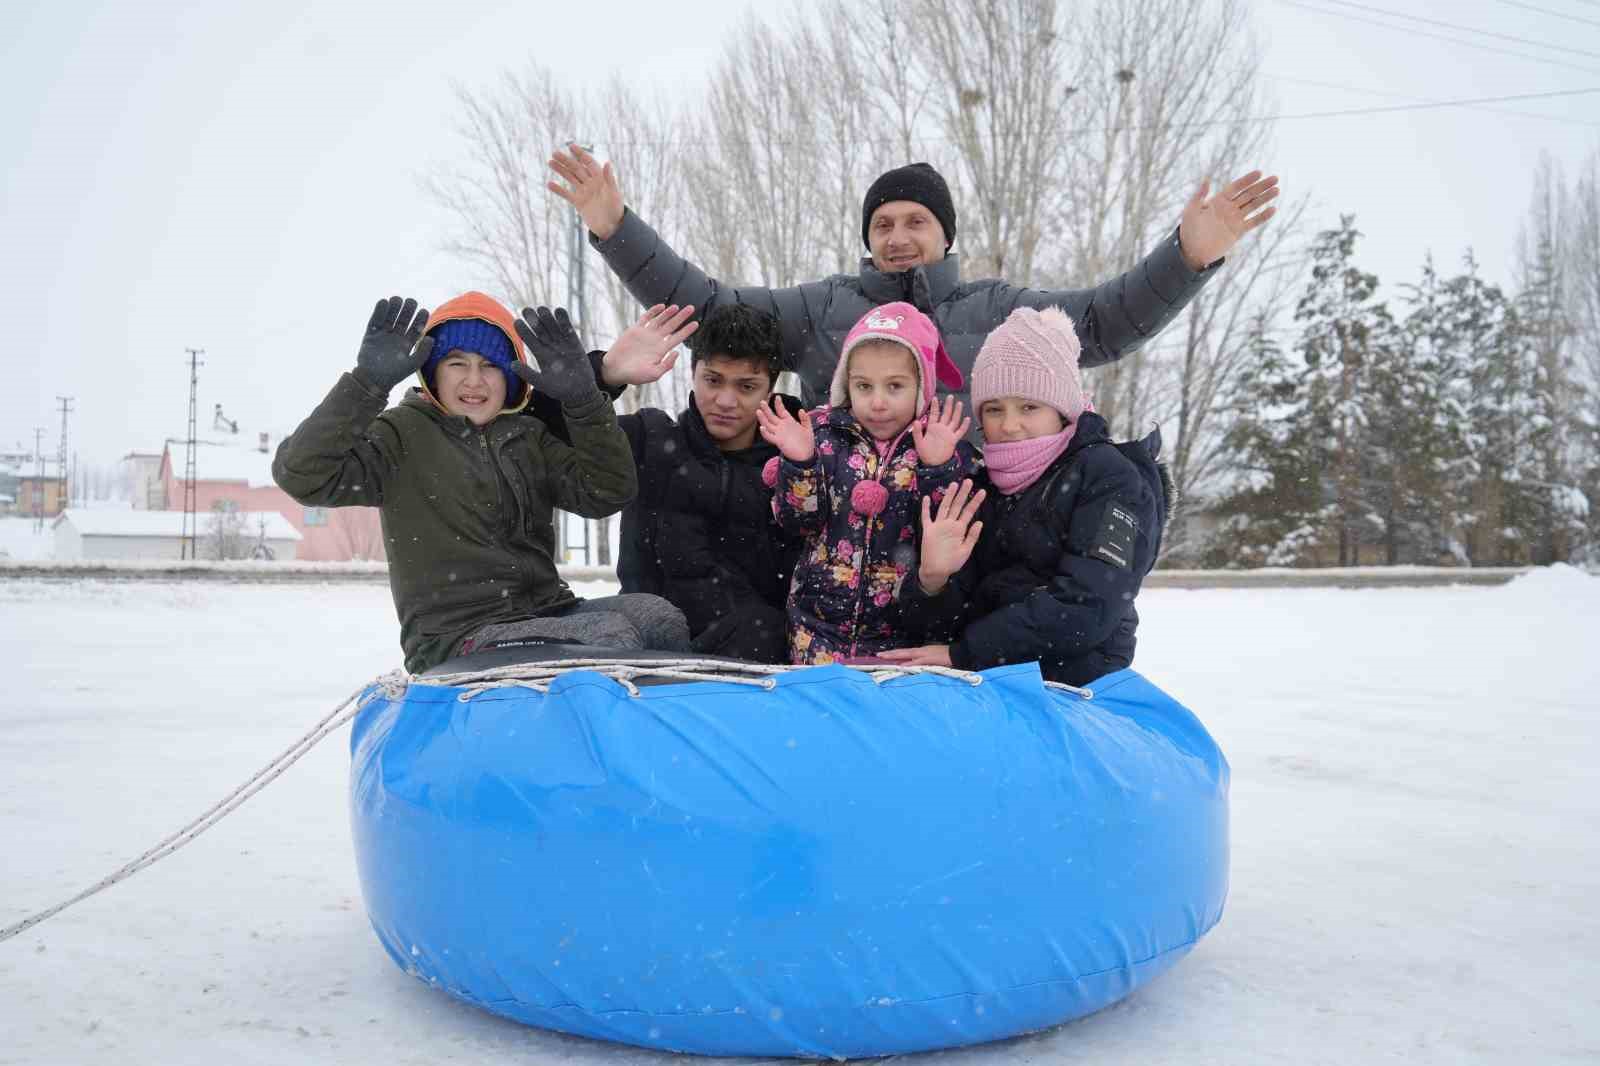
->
[688, 304, 783, 385]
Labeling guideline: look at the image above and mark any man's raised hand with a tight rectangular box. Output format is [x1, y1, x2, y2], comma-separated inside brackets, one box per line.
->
[910, 397, 970, 467]
[547, 143, 626, 242]
[354, 295, 432, 392]
[600, 304, 699, 387]
[512, 306, 603, 405]
[754, 395, 816, 464]
[1178, 170, 1280, 270]
[916, 478, 984, 595]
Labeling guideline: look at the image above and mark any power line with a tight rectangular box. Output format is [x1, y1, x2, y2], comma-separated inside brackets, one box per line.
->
[1070, 86, 1600, 134]
[1308, 0, 1600, 61]
[1492, 0, 1600, 30]
[1276, 0, 1600, 77]
[1259, 70, 1600, 128]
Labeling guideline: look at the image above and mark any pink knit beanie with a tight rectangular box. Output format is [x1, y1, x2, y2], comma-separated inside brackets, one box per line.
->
[829, 302, 963, 416]
[970, 306, 1086, 422]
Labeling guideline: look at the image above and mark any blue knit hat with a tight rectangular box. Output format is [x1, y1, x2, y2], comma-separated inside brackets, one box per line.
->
[423, 319, 523, 405]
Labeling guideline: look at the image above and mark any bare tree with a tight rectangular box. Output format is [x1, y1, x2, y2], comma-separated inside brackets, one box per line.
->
[204, 503, 249, 561]
[913, 0, 1079, 282]
[1051, 0, 1274, 441]
[1161, 193, 1310, 556]
[428, 68, 581, 309]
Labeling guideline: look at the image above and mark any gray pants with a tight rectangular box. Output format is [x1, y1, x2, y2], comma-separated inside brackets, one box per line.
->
[457, 593, 691, 656]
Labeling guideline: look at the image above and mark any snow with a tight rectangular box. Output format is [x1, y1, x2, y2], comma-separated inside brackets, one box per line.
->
[1, 570, 1596, 1064]
[170, 440, 279, 489]
[0, 516, 52, 560]
[54, 509, 303, 541]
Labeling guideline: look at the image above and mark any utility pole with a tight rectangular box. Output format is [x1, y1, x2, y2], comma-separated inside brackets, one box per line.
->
[55, 396, 73, 511]
[181, 349, 204, 560]
[32, 427, 47, 533]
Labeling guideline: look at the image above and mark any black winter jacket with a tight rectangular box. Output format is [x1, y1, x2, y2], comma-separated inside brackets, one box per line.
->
[903, 413, 1170, 686]
[591, 209, 1218, 410]
[616, 395, 803, 658]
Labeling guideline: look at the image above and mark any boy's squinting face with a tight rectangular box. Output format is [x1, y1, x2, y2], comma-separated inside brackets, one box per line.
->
[979, 397, 1066, 443]
[434, 351, 507, 426]
[847, 341, 921, 441]
[694, 354, 773, 449]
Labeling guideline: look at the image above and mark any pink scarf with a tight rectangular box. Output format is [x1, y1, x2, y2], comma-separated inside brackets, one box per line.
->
[984, 425, 1076, 495]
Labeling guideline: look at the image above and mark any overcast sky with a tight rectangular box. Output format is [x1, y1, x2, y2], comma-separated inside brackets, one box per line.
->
[4, 0, 1598, 465]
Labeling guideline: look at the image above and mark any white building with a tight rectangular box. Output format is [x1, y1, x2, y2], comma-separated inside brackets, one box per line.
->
[52, 509, 302, 562]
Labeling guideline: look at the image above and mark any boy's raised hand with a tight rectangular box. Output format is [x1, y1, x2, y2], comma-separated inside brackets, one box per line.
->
[910, 397, 971, 466]
[916, 478, 985, 595]
[754, 395, 816, 463]
[600, 304, 699, 387]
[513, 306, 603, 404]
[354, 296, 433, 392]
[548, 143, 626, 242]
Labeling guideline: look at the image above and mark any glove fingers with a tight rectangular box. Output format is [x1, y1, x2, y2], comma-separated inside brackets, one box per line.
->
[553, 307, 574, 336]
[395, 297, 418, 335]
[382, 295, 403, 331]
[405, 306, 429, 343]
[514, 313, 541, 352]
[412, 334, 435, 365]
[534, 306, 560, 340]
[367, 298, 391, 335]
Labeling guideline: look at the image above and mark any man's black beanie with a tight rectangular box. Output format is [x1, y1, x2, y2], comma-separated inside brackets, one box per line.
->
[860, 162, 957, 252]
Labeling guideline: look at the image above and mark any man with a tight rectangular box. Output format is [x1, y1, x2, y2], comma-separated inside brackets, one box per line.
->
[548, 148, 1279, 408]
[596, 303, 803, 662]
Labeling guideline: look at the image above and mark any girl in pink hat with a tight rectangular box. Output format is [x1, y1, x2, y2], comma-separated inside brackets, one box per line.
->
[754, 302, 978, 664]
[880, 306, 1172, 686]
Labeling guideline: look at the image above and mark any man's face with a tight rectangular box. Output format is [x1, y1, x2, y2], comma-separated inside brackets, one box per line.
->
[867, 201, 947, 274]
[433, 351, 507, 426]
[693, 355, 773, 446]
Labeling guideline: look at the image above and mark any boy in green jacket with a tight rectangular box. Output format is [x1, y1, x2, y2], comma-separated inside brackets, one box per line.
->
[273, 291, 693, 673]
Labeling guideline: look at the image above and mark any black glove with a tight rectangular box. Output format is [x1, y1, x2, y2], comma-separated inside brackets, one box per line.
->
[354, 296, 433, 392]
[512, 307, 603, 405]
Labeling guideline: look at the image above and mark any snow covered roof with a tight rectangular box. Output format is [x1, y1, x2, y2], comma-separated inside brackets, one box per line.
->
[54, 509, 302, 541]
[161, 439, 277, 488]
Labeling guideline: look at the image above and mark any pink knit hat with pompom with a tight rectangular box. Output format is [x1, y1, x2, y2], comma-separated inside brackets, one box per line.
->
[970, 306, 1086, 422]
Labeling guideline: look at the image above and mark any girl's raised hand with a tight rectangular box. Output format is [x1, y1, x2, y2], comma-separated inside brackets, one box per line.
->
[910, 396, 971, 466]
[916, 478, 984, 594]
[754, 395, 816, 463]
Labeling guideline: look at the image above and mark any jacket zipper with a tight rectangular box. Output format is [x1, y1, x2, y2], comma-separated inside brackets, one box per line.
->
[843, 425, 911, 658]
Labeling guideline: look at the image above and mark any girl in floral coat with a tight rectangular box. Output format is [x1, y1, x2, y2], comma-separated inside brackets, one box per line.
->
[755, 302, 979, 664]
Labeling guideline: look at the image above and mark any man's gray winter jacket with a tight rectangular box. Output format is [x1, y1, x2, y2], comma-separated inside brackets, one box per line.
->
[591, 208, 1219, 407]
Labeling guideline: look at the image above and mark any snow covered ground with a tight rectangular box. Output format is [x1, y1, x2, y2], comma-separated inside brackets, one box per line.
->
[1, 571, 1595, 1065]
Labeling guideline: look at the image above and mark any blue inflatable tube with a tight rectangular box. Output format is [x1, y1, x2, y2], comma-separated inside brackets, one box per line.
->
[349, 659, 1229, 1059]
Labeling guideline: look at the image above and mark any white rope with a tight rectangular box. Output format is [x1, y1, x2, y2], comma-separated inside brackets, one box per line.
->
[0, 670, 409, 945]
[0, 659, 1088, 945]
[418, 657, 1093, 700]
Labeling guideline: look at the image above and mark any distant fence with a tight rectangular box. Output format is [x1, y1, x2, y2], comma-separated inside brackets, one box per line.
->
[0, 560, 1535, 589]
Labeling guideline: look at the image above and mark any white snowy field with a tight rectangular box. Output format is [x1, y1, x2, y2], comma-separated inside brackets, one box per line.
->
[1, 572, 1596, 1066]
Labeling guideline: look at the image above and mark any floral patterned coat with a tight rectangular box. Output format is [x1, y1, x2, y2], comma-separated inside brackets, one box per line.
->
[772, 405, 979, 664]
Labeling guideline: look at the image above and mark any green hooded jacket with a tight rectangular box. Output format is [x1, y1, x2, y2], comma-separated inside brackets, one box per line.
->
[272, 373, 636, 673]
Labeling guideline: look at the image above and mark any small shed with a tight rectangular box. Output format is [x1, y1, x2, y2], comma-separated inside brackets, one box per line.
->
[52, 509, 302, 562]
